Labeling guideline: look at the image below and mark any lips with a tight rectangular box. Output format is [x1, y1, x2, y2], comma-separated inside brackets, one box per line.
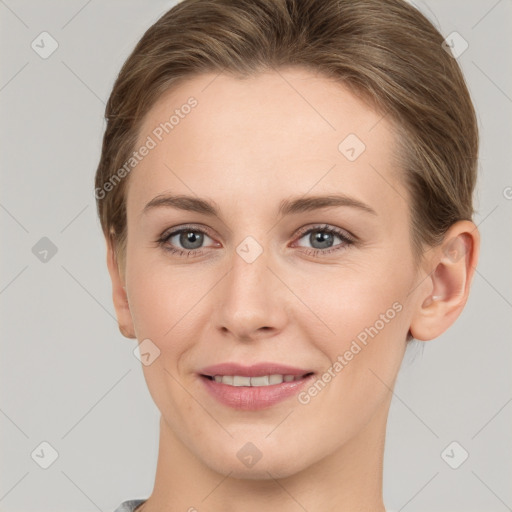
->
[198, 362, 316, 410]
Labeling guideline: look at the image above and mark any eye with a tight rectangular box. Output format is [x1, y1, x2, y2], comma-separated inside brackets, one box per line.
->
[293, 224, 355, 256]
[157, 224, 218, 257]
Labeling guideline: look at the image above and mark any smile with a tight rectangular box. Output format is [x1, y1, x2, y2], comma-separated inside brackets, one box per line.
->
[203, 373, 313, 386]
[199, 373, 315, 410]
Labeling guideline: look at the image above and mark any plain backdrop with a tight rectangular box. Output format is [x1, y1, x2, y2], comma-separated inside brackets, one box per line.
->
[1, 1, 511, 511]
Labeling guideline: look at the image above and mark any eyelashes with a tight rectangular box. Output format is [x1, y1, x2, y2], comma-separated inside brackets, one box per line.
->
[156, 224, 217, 258]
[292, 224, 355, 255]
[156, 223, 356, 258]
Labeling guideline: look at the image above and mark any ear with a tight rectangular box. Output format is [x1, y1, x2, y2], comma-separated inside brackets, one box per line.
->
[409, 220, 480, 341]
[105, 236, 136, 339]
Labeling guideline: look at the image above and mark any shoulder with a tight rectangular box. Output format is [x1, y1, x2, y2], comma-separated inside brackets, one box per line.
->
[112, 499, 146, 512]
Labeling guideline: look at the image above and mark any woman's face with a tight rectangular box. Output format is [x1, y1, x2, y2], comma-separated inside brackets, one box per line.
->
[118, 68, 425, 478]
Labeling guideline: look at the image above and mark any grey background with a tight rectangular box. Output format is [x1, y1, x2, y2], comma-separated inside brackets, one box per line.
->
[0, 1, 511, 511]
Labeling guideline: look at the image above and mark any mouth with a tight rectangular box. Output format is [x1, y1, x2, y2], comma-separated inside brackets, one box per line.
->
[197, 364, 316, 410]
[200, 372, 314, 387]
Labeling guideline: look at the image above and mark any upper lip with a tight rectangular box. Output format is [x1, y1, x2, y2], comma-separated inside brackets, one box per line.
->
[199, 362, 314, 378]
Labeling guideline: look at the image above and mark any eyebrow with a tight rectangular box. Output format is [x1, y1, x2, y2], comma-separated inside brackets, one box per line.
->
[141, 193, 377, 217]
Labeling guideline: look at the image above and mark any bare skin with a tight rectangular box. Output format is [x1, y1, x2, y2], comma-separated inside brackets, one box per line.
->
[105, 68, 479, 512]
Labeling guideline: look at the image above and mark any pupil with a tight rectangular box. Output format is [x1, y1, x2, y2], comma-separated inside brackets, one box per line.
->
[312, 230, 333, 249]
[180, 231, 203, 250]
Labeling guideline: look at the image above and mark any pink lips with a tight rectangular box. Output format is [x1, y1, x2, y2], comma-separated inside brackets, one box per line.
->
[198, 362, 315, 411]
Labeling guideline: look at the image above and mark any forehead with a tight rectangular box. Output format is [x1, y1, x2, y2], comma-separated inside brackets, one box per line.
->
[127, 68, 405, 220]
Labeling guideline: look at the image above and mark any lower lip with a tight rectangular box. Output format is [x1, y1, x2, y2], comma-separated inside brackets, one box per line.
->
[199, 374, 315, 411]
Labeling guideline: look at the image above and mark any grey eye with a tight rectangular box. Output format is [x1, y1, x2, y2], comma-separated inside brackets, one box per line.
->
[297, 229, 343, 250]
[168, 230, 213, 250]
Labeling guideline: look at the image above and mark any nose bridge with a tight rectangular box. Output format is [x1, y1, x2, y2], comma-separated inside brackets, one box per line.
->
[214, 235, 288, 339]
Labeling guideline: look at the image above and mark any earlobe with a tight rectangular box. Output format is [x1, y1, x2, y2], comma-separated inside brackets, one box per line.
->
[409, 221, 480, 341]
[105, 237, 136, 339]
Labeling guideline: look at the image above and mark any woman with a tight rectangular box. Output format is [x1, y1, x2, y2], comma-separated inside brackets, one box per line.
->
[94, 0, 480, 510]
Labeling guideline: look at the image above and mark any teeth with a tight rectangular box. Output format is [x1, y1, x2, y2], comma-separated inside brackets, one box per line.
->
[212, 374, 305, 387]
[233, 376, 251, 386]
[250, 375, 269, 386]
[269, 374, 284, 385]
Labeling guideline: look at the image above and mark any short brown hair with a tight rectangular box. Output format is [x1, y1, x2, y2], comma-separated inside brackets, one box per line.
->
[95, 0, 478, 269]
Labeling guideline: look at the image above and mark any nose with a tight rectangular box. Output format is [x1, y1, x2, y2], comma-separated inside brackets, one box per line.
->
[212, 241, 290, 342]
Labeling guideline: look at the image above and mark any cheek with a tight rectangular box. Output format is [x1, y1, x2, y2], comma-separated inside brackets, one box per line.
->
[126, 243, 185, 327]
[297, 272, 407, 422]
[126, 258, 200, 410]
[125, 251, 212, 363]
[292, 259, 412, 407]
[297, 261, 409, 342]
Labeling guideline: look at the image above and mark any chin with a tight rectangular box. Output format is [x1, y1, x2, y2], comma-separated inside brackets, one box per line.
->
[202, 444, 309, 481]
